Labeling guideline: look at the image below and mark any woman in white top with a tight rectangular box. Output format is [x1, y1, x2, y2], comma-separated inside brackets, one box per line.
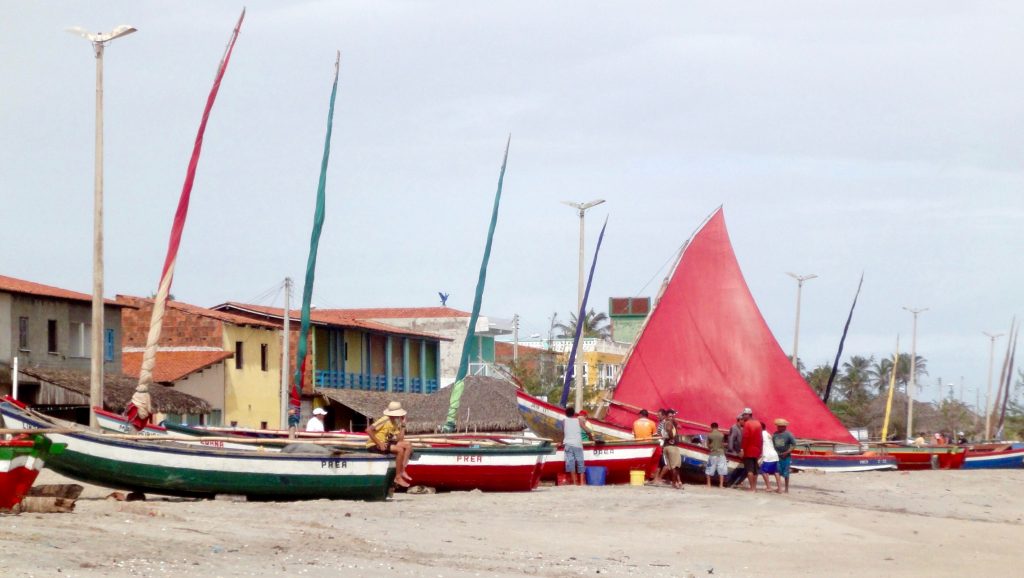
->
[760, 422, 781, 493]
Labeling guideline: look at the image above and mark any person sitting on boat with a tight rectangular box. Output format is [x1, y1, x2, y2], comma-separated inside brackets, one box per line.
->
[772, 419, 796, 494]
[632, 409, 657, 440]
[562, 406, 591, 486]
[912, 433, 927, 447]
[305, 407, 327, 433]
[366, 402, 414, 488]
[956, 431, 969, 445]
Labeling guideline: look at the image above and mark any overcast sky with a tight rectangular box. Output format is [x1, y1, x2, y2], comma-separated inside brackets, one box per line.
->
[2, 1, 1020, 407]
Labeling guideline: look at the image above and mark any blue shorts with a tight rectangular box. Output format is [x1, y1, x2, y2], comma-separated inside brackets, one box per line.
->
[564, 445, 585, 473]
[761, 460, 779, 475]
[778, 456, 791, 478]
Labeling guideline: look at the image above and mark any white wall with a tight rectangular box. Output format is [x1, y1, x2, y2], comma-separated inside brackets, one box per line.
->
[0, 293, 11, 363]
[173, 363, 225, 411]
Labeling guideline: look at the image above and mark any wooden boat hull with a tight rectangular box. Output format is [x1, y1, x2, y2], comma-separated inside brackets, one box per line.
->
[866, 445, 967, 470]
[99, 408, 552, 493]
[0, 435, 64, 510]
[791, 453, 897, 473]
[539, 442, 660, 484]
[517, 391, 741, 482]
[516, 390, 631, 441]
[962, 447, 1024, 469]
[406, 446, 546, 491]
[2, 402, 395, 501]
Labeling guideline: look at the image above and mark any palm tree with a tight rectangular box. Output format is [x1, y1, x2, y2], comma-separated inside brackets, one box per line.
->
[555, 308, 611, 339]
[804, 363, 833, 397]
[869, 354, 926, 395]
[838, 355, 874, 402]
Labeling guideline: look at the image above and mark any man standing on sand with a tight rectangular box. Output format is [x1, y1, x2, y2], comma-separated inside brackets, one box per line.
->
[654, 410, 682, 489]
[562, 406, 591, 486]
[633, 409, 657, 440]
[759, 421, 781, 492]
[705, 422, 728, 488]
[772, 418, 797, 493]
[740, 409, 763, 492]
[725, 413, 746, 486]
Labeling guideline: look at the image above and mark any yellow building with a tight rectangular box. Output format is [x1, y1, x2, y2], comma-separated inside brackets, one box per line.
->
[222, 322, 283, 429]
[119, 295, 285, 429]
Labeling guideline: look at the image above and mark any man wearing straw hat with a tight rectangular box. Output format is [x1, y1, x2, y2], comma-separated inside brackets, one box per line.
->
[772, 418, 797, 494]
[366, 401, 414, 488]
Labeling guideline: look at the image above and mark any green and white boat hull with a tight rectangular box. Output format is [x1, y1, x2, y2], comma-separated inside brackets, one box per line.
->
[1, 402, 394, 501]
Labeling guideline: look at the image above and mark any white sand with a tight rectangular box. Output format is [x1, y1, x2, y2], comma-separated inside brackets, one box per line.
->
[1, 469, 1021, 577]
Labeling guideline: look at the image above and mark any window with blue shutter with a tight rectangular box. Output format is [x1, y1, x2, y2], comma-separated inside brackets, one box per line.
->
[104, 329, 115, 361]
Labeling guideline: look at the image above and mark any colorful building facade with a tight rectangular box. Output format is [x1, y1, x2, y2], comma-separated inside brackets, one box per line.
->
[119, 295, 282, 429]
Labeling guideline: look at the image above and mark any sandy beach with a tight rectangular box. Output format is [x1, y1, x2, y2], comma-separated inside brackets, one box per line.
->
[1, 469, 1021, 577]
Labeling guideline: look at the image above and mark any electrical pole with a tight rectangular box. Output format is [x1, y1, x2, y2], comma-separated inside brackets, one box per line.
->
[562, 199, 605, 410]
[903, 306, 927, 441]
[281, 277, 292, 429]
[68, 24, 137, 427]
[786, 272, 817, 368]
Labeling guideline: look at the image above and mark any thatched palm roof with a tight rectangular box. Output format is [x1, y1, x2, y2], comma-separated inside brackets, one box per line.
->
[317, 376, 526, 433]
[11, 365, 211, 415]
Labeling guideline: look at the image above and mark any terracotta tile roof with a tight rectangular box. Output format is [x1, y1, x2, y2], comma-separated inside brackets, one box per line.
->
[213, 303, 451, 341]
[122, 349, 234, 383]
[327, 306, 472, 319]
[116, 295, 279, 329]
[0, 274, 127, 307]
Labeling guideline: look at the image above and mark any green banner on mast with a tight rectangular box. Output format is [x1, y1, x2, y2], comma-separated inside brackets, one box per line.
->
[443, 136, 511, 432]
[291, 52, 341, 427]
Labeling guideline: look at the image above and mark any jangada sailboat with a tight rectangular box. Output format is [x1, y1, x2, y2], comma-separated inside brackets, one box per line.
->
[1, 13, 394, 501]
[519, 207, 897, 475]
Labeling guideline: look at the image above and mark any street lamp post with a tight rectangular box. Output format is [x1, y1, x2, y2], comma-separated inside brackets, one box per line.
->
[982, 331, 1004, 440]
[562, 199, 605, 410]
[68, 25, 137, 427]
[902, 306, 927, 440]
[785, 272, 817, 369]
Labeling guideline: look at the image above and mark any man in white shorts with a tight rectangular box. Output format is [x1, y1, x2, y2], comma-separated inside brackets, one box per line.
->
[705, 421, 728, 487]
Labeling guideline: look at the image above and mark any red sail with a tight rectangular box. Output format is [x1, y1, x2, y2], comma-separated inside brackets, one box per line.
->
[606, 208, 855, 443]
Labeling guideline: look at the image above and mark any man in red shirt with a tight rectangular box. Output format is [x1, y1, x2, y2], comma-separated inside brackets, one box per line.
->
[739, 408, 763, 492]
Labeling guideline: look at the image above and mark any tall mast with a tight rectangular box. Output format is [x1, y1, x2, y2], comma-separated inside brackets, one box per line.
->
[443, 136, 511, 432]
[290, 52, 342, 429]
[134, 11, 244, 418]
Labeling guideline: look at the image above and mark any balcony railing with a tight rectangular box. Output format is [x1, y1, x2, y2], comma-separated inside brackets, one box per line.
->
[315, 370, 438, 394]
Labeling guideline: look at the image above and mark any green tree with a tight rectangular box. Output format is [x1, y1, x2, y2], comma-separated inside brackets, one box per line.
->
[832, 355, 876, 427]
[555, 308, 611, 339]
[508, 358, 561, 404]
[804, 363, 833, 397]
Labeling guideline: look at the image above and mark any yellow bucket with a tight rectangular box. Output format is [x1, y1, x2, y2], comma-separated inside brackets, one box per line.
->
[629, 470, 646, 486]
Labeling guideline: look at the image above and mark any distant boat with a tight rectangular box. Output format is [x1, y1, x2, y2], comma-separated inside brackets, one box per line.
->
[961, 443, 1024, 470]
